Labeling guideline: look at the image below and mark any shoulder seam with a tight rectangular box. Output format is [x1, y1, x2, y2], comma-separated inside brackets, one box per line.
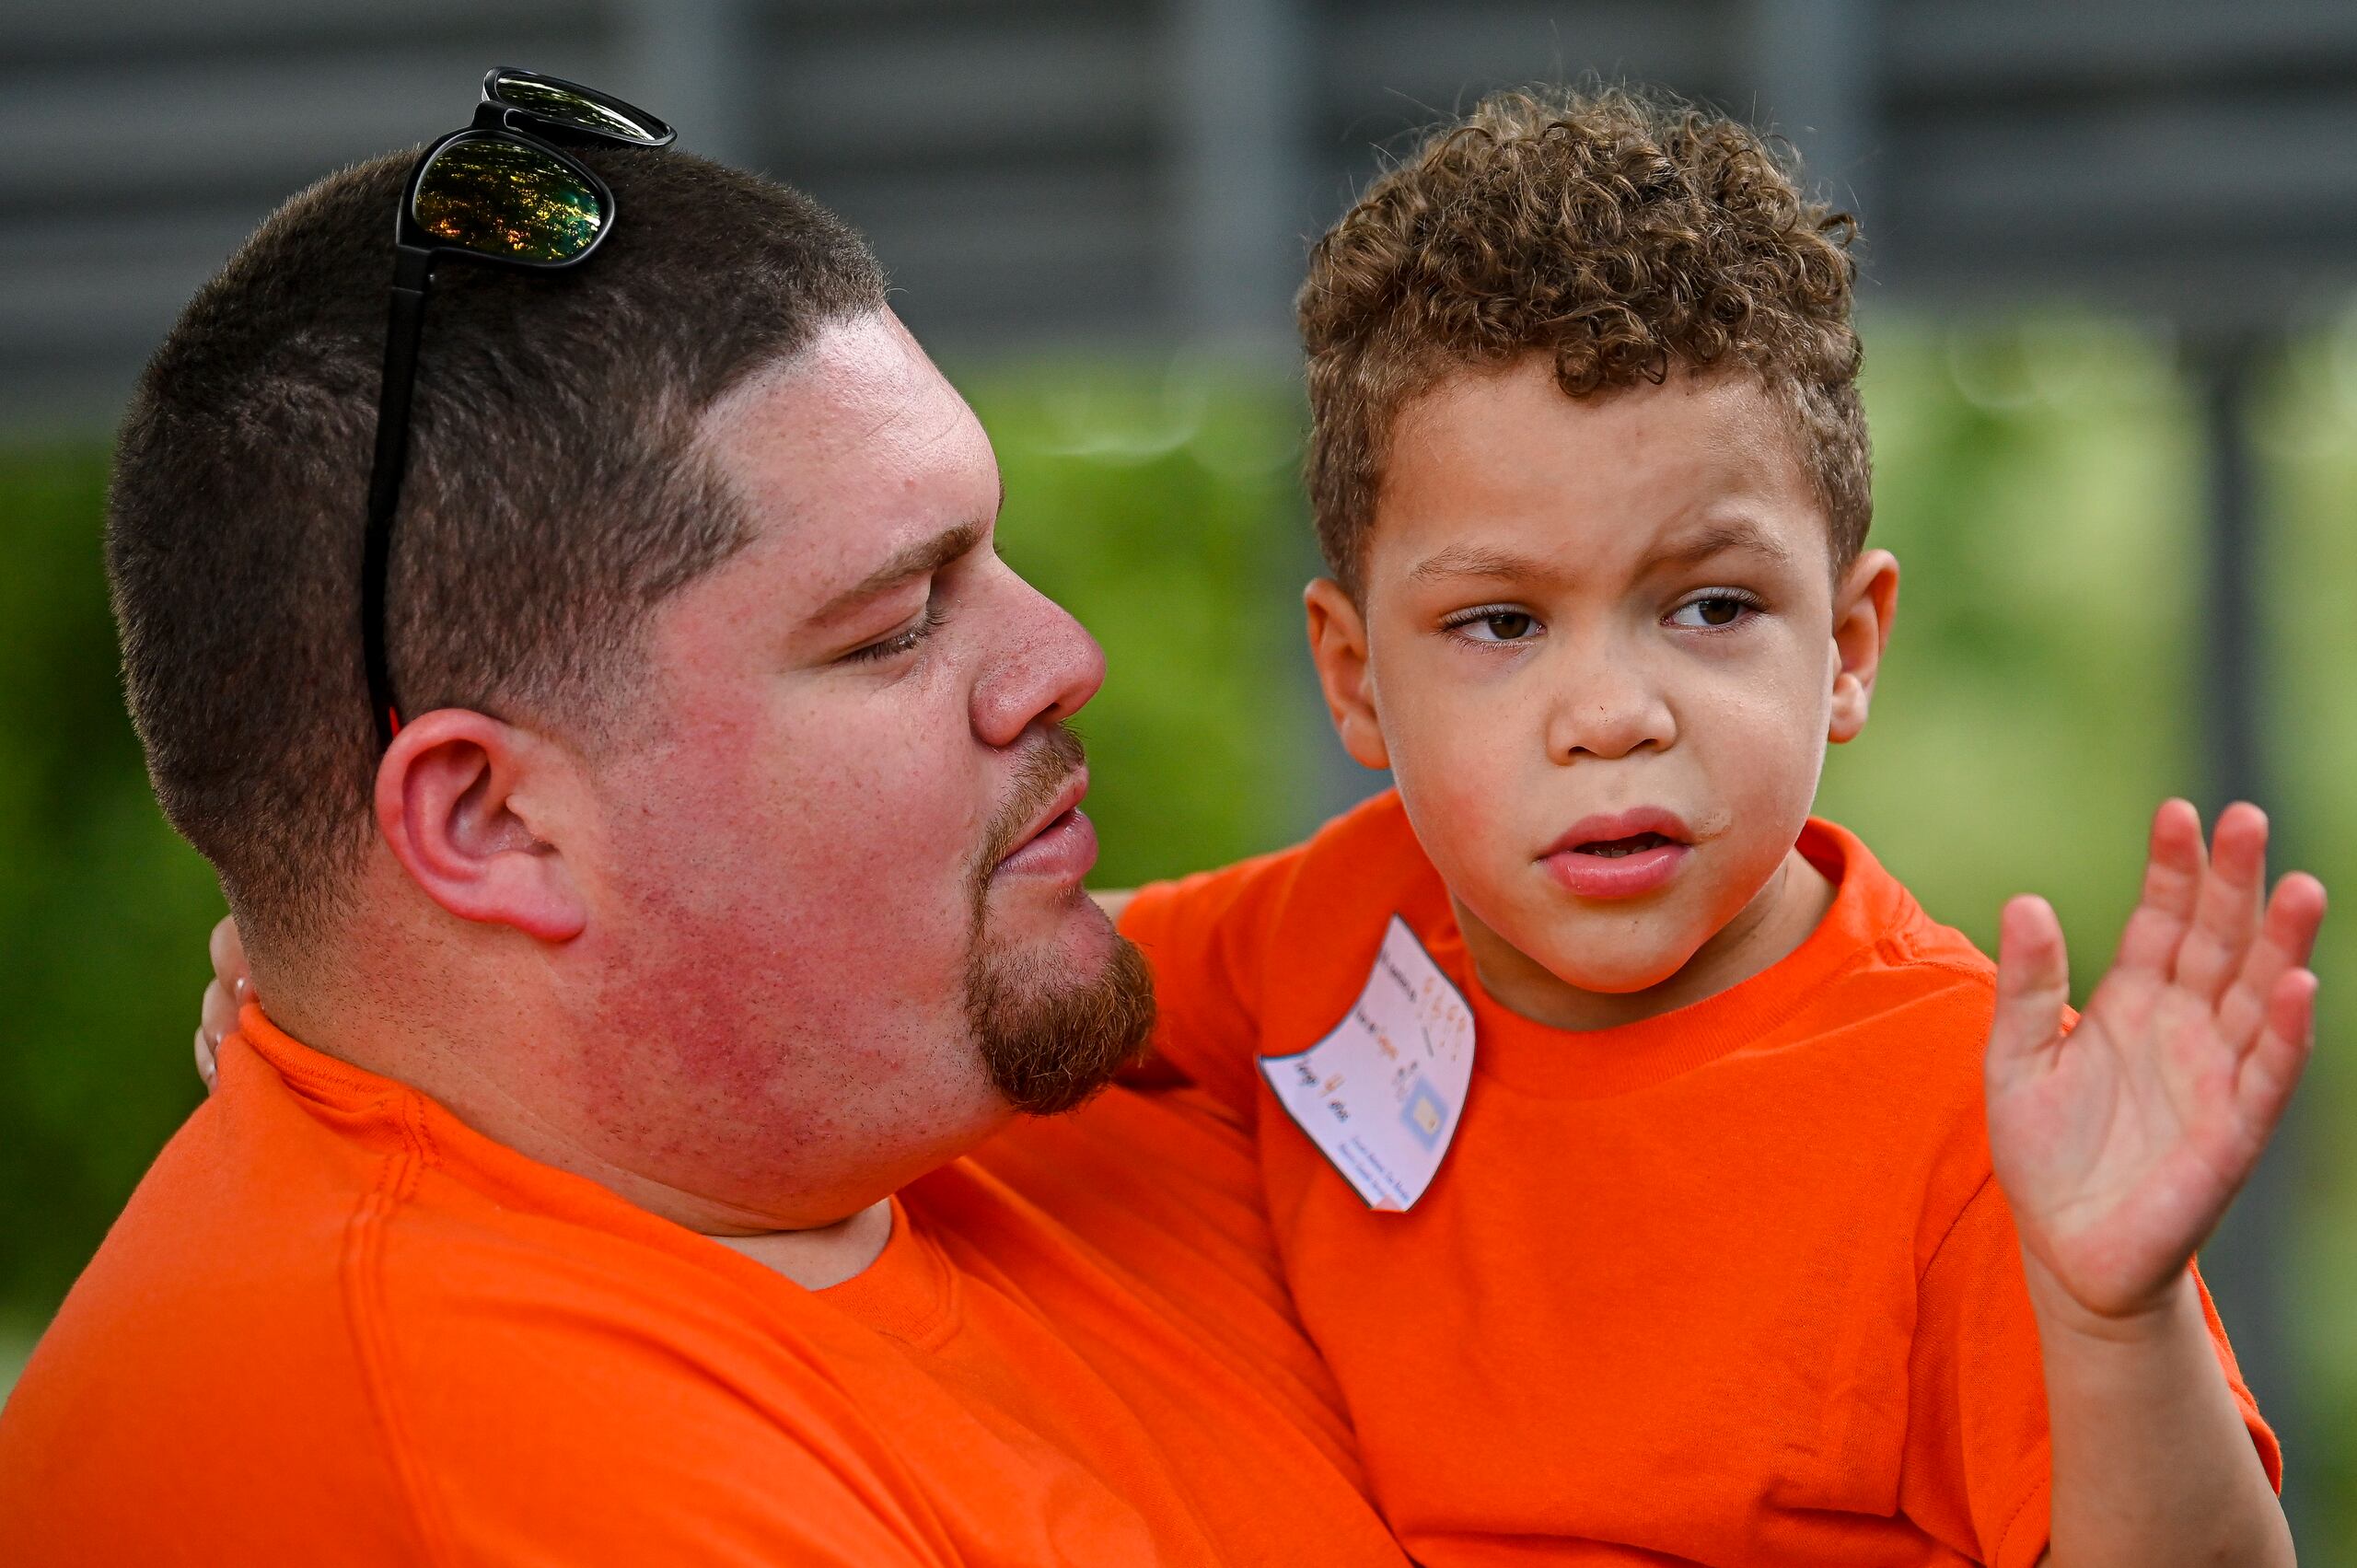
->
[1875, 930, 1994, 988]
[339, 1090, 462, 1565]
[1917, 1169, 1999, 1286]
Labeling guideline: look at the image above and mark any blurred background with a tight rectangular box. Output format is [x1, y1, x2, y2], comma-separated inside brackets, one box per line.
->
[5, 0, 2356, 1551]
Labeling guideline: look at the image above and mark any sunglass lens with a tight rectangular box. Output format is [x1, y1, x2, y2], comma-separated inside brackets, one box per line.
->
[489, 72, 668, 143]
[412, 138, 605, 262]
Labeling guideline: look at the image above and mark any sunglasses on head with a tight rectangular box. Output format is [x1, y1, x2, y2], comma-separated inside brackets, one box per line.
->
[362, 68, 675, 749]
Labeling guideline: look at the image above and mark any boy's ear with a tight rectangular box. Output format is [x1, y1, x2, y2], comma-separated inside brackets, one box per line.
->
[373, 708, 589, 942]
[1304, 577, 1390, 771]
[1828, 549, 1900, 744]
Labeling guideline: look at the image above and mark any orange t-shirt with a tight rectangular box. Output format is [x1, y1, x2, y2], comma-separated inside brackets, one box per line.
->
[1119, 793, 2277, 1568]
[0, 1008, 1407, 1566]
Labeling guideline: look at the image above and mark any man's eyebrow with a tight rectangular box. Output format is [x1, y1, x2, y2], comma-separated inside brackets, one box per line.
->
[815, 518, 987, 621]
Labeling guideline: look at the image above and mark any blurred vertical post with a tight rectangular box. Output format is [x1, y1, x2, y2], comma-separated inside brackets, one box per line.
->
[1747, 0, 1878, 240]
[621, 0, 762, 172]
[1168, 0, 1366, 831]
[2191, 329, 2312, 1535]
[1169, 0, 1307, 353]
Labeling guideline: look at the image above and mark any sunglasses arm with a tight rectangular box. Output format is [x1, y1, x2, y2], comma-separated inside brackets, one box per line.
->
[361, 245, 435, 750]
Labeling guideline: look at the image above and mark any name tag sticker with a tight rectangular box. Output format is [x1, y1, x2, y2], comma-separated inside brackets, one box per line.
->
[1260, 915, 1474, 1211]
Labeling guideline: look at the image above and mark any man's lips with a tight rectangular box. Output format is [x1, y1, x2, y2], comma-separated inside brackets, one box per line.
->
[993, 772, 1097, 882]
[1539, 807, 1694, 900]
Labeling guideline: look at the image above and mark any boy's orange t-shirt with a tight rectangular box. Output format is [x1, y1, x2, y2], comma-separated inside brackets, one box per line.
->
[0, 1008, 1408, 1566]
[1120, 792, 2277, 1568]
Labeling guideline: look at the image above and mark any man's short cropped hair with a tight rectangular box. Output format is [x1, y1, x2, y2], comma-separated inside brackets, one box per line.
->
[108, 148, 888, 955]
[1299, 86, 1869, 595]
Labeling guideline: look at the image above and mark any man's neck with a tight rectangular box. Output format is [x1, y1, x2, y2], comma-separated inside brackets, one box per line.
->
[713, 1201, 894, 1289]
[255, 969, 897, 1291]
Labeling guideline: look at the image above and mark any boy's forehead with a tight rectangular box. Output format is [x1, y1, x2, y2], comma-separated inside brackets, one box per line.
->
[1375, 359, 1828, 578]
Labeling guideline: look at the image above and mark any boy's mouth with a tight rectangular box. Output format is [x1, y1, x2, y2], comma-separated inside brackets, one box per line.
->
[1541, 810, 1695, 900]
[1575, 831, 1675, 859]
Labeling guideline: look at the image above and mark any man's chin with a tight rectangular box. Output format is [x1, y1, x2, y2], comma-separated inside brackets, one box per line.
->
[982, 880, 1126, 972]
[967, 928, 1155, 1118]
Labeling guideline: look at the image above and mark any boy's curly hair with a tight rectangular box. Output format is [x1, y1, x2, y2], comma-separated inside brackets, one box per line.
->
[1299, 87, 1869, 594]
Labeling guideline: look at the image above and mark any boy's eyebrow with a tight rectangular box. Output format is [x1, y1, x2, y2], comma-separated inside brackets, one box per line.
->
[815, 517, 988, 621]
[1407, 542, 1550, 583]
[1651, 519, 1794, 569]
[1406, 520, 1794, 586]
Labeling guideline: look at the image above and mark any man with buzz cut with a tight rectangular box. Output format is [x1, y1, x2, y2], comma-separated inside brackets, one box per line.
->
[0, 78, 1406, 1563]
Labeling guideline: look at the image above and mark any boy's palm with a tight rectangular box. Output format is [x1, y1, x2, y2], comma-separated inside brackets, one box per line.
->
[1985, 800, 2325, 1321]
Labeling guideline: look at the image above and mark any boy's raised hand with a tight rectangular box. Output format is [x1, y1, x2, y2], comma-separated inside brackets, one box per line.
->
[1985, 799, 2325, 1321]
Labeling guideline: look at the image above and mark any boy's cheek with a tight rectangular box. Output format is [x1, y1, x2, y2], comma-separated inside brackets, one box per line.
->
[1378, 670, 1826, 984]
[1394, 759, 1517, 886]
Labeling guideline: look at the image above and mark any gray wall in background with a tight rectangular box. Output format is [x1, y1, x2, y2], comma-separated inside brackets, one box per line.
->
[7, 0, 2357, 431]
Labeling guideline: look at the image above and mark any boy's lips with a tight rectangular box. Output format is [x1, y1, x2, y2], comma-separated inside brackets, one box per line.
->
[1539, 807, 1694, 900]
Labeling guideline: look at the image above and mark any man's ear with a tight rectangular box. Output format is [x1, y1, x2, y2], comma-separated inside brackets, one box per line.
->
[373, 709, 587, 941]
[1829, 549, 1900, 744]
[1304, 577, 1390, 771]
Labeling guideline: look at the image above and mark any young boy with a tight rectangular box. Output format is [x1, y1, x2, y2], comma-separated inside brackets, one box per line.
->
[1111, 89, 2322, 1565]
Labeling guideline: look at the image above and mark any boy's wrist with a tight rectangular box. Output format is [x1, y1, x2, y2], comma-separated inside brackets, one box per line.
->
[2027, 1245, 2289, 1568]
[2020, 1247, 2200, 1349]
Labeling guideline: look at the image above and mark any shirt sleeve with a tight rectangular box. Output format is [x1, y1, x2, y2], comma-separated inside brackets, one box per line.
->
[1897, 1177, 2279, 1568]
[1117, 843, 1309, 1121]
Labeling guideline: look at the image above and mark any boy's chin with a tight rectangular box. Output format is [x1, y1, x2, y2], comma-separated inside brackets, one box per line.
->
[1493, 912, 1715, 997]
[1535, 947, 1701, 998]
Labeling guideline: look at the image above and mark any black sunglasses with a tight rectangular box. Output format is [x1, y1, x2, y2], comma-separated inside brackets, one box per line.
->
[361, 67, 676, 749]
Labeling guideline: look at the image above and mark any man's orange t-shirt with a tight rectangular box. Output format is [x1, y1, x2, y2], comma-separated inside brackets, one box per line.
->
[1119, 793, 2277, 1568]
[0, 1008, 1408, 1566]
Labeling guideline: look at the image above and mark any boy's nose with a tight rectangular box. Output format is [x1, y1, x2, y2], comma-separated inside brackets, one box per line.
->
[1545, 664, 1674, 763]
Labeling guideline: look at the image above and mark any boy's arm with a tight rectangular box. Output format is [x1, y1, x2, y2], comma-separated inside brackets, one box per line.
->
[1090, 889, 1199, 1089]
[1098, 849, 1307, 1118]
[1985, 800, 2321, 1568]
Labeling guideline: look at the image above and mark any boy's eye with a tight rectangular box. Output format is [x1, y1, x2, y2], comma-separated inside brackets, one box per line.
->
[1452, 610, 1539, 643]
[1668, 596, 1753, 630]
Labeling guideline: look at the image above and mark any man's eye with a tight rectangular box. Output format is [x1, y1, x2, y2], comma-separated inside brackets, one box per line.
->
[1668, 596, 1753, 630]
[1451, 609, 1540, 644]
[845, 605, 944, 664]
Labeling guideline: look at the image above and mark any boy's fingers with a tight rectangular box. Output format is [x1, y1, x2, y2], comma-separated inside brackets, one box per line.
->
[200, 976, 240, 1048]
[2172, 803, 2269, 1003]
[208, 914, 251, 996]
[2111, 800, 2205, 978]
[2270, 870, 2329, 962]
[194, 1027, 218, 1093]
[2233, 969, 2317, 1151]
[2217, 874, 2328, 1055]
[1989, 895, 2072, 1085]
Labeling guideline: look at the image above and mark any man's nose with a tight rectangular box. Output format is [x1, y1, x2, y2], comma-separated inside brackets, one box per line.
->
[971, 571, 1107, 748]
[1544, 646, 1674, 763]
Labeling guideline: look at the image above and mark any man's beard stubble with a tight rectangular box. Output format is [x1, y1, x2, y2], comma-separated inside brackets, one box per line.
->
[964, 725, 1156, 1116]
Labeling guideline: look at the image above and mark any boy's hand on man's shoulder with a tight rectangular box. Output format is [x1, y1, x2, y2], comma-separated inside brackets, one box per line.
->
[1983, 799, 2325, 1325]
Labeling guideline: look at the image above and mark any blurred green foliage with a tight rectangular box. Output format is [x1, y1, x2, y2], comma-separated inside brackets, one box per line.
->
[970, 358, 1330, 886]
[3, 319, 2355, 1548]
[0, 448, 218, 1350]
